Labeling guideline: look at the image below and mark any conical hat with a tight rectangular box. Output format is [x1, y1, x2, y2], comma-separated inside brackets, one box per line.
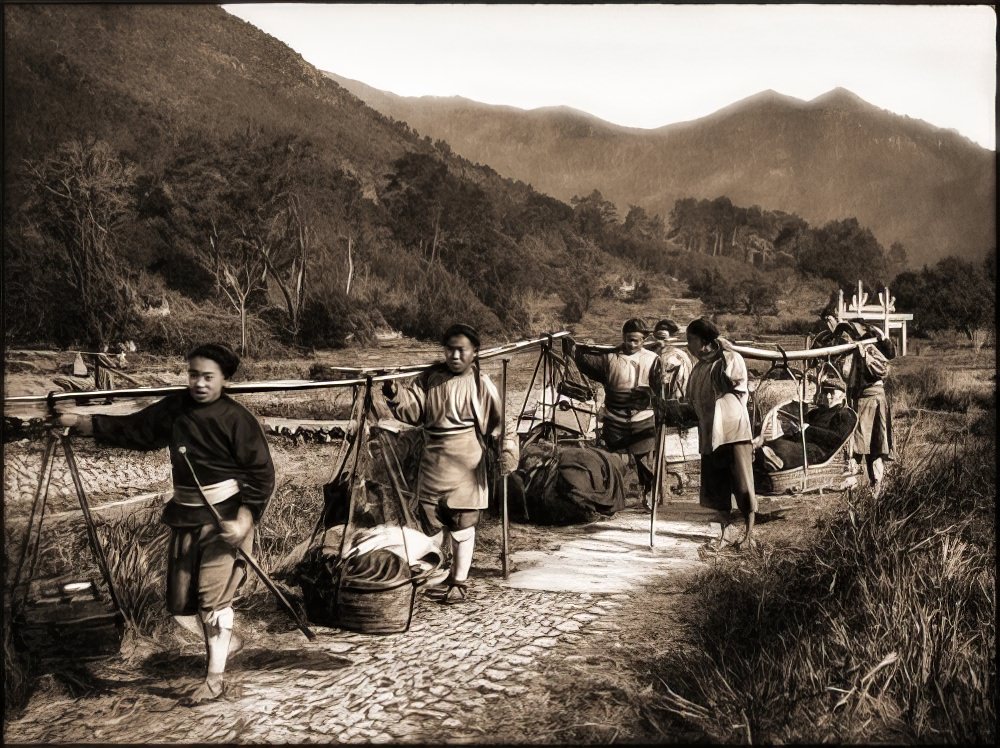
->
[72, 352, 88, 377]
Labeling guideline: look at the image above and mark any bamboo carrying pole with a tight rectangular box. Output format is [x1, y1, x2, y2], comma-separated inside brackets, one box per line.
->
[500, 357, 510, 579]
[6, 332, 575, 406]
[585, 337, 877, 362]
[5, 333, 875, 409]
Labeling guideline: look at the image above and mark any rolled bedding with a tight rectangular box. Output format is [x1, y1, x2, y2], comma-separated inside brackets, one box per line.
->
[340, 549, 412, 591]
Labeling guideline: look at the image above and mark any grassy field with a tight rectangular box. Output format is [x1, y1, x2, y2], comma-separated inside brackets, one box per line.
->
[4, 313, 995, 739]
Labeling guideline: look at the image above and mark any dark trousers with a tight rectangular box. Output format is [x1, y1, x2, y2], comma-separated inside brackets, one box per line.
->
[699, 441, 757, 516]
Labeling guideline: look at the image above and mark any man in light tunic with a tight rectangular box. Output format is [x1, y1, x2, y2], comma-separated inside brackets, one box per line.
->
[566, 318, 663, 508]
[686, 317, 757, 550]
[839, 318, 896, 495]
[383, 323, 516, 604]
[651, 318, 692, 401]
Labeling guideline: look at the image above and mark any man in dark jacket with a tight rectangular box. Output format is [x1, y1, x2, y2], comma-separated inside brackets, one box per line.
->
[58, 343, 275, 705]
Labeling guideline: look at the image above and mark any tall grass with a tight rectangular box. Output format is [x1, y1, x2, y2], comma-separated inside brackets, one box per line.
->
[94, 513, 170, 633]
[653, 424, 996, 742]
[890, 364, 995, 414]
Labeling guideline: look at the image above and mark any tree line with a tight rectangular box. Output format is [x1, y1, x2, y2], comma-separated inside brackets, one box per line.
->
[4, 133, 617, 353]
[5, 136, 992, 354]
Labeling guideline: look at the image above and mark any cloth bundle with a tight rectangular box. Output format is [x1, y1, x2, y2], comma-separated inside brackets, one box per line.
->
[513, 443, 626, 525]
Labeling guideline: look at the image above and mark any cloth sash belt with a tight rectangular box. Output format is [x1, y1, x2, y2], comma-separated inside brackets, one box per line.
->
[603, 407, 654, 424]
[425, 423, 475, 437]
[172, 478, 240, 507]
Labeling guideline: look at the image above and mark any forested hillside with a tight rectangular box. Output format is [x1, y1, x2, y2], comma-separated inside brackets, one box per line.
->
[329, 74, 996, 269]
[2, 4, 629, 351]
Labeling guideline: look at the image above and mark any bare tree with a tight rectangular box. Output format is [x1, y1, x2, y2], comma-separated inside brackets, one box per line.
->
[255, 192, 310, 339]
[23, 139, 138, 348]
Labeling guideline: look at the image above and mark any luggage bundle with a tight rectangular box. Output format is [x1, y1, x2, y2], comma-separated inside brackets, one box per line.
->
[512, 442, 626, 525]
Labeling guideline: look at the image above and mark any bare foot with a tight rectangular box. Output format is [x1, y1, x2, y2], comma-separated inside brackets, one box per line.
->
[178, 679, 225, 706]
[732, 536, 759, 552]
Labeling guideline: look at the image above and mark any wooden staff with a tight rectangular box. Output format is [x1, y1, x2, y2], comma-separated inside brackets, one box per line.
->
[649, 381, 667, 549]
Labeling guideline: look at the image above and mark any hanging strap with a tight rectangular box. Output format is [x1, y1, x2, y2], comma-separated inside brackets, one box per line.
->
[336, 378, 373, 563]
[308, 386, 366, 549]
[333, 377, 423, 607]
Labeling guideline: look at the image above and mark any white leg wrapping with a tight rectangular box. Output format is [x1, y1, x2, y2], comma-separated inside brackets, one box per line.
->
[449, 526, 475, 543]
[201, 606, 234, 633]
[202, 607, 235, 677]
[450, 526, 476, 583]
[870, 457, 885, 485]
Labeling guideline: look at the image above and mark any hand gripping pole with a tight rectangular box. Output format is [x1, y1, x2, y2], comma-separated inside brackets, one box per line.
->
[177, 447, 316, 641]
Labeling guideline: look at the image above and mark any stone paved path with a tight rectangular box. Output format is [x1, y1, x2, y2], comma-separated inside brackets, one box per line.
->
[3, 504, 715, 744]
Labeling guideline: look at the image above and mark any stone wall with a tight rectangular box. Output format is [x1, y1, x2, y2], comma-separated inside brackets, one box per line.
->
[4, 440, 172, 515]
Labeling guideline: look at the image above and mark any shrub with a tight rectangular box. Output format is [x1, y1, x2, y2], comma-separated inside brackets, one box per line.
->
[298, 292, 379, 349]
[136, 290, 283, 357]
[387, 263, 502, 341]
[560, 297, 585, 324]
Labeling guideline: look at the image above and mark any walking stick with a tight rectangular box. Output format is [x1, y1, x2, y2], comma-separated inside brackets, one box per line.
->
[649, 387, 667, 549]
[500, 357, 510, 579]
[177, 447, 316, 641]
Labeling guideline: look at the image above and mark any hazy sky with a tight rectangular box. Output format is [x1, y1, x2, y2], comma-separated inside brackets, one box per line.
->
[223, 4, 997, 150]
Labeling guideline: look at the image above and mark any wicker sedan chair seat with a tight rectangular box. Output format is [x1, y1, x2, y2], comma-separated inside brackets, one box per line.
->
[750, 360, 858, 496]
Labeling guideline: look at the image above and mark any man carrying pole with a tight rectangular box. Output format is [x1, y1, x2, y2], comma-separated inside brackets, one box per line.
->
[57, 343, 276, 705]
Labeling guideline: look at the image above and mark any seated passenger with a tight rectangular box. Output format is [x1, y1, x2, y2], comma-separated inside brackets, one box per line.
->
[756, 381, 854, 471]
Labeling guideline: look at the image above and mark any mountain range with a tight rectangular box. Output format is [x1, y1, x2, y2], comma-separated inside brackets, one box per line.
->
[327, 73, 996, 269]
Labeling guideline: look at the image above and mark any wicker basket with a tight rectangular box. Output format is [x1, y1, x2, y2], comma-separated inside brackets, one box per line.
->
[334, 577, 418, 635]
[14, 576, 124, 662]
[300, 558, 436, 635]
[754, 405, 859, 496]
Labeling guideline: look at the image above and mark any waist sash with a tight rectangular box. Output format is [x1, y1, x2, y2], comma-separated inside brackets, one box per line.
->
[172, 479, 240, 507]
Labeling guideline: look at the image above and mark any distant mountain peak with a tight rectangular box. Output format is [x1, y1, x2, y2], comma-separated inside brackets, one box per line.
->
[808, 87, 872, 109]
[701, 89, 808, 121]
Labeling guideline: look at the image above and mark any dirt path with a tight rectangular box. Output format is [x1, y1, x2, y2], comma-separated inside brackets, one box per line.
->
[3, 504, 714, 744]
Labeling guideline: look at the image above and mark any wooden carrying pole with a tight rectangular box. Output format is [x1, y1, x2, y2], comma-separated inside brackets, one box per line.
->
[500, 357, 511, 579]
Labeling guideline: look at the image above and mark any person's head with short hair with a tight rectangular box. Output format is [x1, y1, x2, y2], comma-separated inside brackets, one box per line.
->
[186, 343, 239, 404]
[653, 318, 680, 342]
[621, 318, 649, 355]
[441, 323, 480, 375]
[685, 317, 720, 358]
[819, 379, 847, 409]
